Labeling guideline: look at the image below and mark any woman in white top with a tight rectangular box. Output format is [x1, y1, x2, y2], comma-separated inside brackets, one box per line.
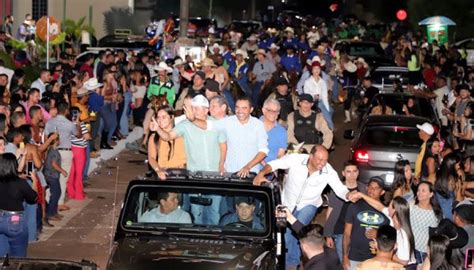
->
[348, 193, 417, 268]
[303, 61, 333, 130]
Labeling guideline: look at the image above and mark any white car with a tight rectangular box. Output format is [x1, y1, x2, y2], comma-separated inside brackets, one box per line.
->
[455, 38, 474, 66]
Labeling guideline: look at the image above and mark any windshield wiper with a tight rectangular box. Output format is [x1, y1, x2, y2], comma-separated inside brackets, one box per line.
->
[178, 225, 222, 233]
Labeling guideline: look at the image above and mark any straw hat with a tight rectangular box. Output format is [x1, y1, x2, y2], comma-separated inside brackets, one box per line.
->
[234, 49, 248, 59]
[200, 57, 216, 67]
[344, 61, 357, 73]
[255, 49, 267, 56]
[284, 27, 294, 34]
[269, 43, 280, 50]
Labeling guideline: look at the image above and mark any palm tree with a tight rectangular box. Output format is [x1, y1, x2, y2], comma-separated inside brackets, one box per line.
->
[62, 17, 95, 52]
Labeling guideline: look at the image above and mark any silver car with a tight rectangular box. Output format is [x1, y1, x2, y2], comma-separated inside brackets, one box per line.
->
[344, 115, 428, 188]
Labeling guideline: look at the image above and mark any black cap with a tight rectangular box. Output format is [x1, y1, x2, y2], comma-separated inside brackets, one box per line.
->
[368, 176, 385, 189]
[235, 196, 255, 205]
[205, 79, 220, 93]
[275, 77, 289, 86]
[299, 94, 314, 103]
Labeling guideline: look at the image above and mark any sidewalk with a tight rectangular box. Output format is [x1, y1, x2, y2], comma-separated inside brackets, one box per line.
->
[28, 128, 148, 269]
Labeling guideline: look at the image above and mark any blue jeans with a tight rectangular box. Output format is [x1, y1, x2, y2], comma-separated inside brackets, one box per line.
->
[46, 177, 61, 218]
[331, 76, 339, 101]
[99, 103, 117, 144]
[0, 211, 29, 257]
[286, 205, 318, 269]
[435, 192, 454, 221]
[223, 88, 235, 113]
[191, 195, 222, 225]
[119, 91, 132, 136]
[415, 249, 427, 264]
[318, 100, 334, 130]
[83, 145, 90, 181]
[251, 81, 264, 108]
[334, 233, 343, 263]
[24, 202, 36, 243]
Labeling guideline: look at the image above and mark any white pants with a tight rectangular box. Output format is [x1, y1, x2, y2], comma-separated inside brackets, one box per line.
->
[58, 149, 73, 205]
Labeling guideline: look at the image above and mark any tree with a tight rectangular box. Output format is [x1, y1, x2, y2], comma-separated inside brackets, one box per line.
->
[62, 17, 95, 50]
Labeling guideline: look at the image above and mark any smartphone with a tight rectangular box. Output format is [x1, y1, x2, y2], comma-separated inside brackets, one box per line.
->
[19, 142, 25, 150]
[465, 248, 474, 269]
[71, 110, 79, 122]
[26, 161, 34, 175]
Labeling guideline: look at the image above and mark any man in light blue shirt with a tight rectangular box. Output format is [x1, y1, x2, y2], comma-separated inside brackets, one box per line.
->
[31, 69, 50, 98]
[261, 98, 287, 163]
[138, 192, 191, 224]
[214, 96, 268, 177]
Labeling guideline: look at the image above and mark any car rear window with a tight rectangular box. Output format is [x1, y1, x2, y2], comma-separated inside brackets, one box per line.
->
[360, 126, 422, 148]
[344, 43, 385, 57]
[368, 95, 436, 121]
[372, 70, 409, 85]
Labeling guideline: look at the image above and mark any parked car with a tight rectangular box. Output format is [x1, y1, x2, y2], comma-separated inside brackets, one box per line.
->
[454, 38, 474, 66]
[230, 20, 263, 39]
[370, 66, 409, 93]
[333, 39, 393, 67]
[360, 92, 440, 128]
[107, 170, 284, 270]
[344, 115, 427, 188]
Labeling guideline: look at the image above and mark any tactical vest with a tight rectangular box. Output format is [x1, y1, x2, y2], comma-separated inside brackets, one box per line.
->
[275, 92, 294, 121]
[293, 110, 323, 145]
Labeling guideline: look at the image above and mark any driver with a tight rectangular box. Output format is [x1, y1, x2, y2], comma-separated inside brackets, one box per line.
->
[138, 192, 192, 224]
[220, 197, 263, 230]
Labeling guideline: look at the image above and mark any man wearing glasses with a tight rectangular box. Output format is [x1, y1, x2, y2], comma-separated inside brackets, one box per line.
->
[261, 98, 287, 164]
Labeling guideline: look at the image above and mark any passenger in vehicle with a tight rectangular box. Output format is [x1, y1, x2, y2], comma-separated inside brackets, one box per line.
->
[138, 192, 191, 224]
[402, 97, 421, 117]
[370, 96, 392, 115]
[220, 196, 263, 230]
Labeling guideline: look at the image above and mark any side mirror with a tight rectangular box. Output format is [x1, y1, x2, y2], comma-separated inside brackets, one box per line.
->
[343, 130, 354, 140]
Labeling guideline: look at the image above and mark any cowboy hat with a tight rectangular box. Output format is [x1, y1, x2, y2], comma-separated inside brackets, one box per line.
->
[76, 87, 91, 97]
[234, 49, 248, 59]
[344, 61, 357, 73]
[173, 58, 184, 67]
[209, 43, 224, 54]
[269, 43, 280, 50]
[266, 28, 277, 34]
[429, 219, 469, 249]
[255, 49, 267, 56]
[284, 27, 294, 34]
[154, 61, 172, 73]
[306, 56, 326, 66]
[83, 78, 103, 91]
[201, 57, 217, 67]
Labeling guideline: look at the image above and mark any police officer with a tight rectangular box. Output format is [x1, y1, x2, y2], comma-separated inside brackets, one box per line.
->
[287, 94, 333, 152]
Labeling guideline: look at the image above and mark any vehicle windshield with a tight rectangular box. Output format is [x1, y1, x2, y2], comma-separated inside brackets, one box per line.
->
[121, 185, 271, 237]
[361, 126, 422, 148]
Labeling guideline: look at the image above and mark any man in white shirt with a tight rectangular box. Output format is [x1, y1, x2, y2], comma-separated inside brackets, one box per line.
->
[254, 145, 349, 270]
[138, 192, 191, 224]
[31, 69, 51, 97]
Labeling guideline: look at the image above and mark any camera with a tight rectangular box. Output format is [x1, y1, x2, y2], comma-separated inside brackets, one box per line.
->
[276, 206, 287, 228]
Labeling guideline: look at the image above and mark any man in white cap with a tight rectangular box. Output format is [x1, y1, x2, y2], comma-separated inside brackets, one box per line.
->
[150, 94, 227, 224]
[147, 62, 175, 105]
[414, 122, 435, 179]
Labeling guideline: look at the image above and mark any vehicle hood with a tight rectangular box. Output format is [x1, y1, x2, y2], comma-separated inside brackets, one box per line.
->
[0, 257, 96, 269]
[107, 236, 272, 270]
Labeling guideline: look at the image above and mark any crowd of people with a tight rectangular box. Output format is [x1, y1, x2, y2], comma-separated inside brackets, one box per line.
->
[0, 11, 473, 270]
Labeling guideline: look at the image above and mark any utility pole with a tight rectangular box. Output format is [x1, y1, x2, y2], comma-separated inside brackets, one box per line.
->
[208, 0, 213, 18]
[179, 0, 189, 38]
[250, 0, 256, 20]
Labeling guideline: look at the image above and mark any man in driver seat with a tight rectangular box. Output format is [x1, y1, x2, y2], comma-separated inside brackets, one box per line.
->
[220, 197, 264, 230]
[138, 192, 192, 224]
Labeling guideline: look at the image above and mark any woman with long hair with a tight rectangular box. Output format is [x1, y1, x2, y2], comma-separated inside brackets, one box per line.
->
[0, 153, 37, 257]
[421, 138, 441, 184]
[347, 193, 417, 268]
[434, 153, 462, 220]
[147, 105, 186, 180]
[411, 181, 442, 264]
[420, 234, 455, 270]
[392, 160, 415, 202]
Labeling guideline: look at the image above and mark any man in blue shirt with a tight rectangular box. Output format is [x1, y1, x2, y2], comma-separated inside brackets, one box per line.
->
[280, 45, 302, 74]
[261, 98, 287, 164]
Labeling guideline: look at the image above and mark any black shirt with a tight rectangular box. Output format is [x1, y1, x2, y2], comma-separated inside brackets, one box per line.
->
[334, 186, 359, 234]
[0, 178, 37, 211]
[364, 86, 379, 104]
[305, 247, 342, 270]
[345, 200, 389, 262]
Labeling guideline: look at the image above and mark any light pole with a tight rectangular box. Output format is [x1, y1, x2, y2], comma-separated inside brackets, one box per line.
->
[179, 0, 189, 38]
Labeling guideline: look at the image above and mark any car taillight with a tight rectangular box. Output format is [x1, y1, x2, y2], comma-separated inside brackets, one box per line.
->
[355, 150, 369, 163]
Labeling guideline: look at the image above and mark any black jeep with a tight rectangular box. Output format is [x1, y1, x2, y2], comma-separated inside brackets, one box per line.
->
[106, 170, 284, 270]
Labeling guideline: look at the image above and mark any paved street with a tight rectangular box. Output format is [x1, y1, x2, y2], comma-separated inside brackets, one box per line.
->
[27, 102, 358, 269]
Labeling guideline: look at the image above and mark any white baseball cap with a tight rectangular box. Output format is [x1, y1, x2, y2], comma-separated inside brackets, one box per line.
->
[416, 122, 434, 136]
[191, 95, 209, 108]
